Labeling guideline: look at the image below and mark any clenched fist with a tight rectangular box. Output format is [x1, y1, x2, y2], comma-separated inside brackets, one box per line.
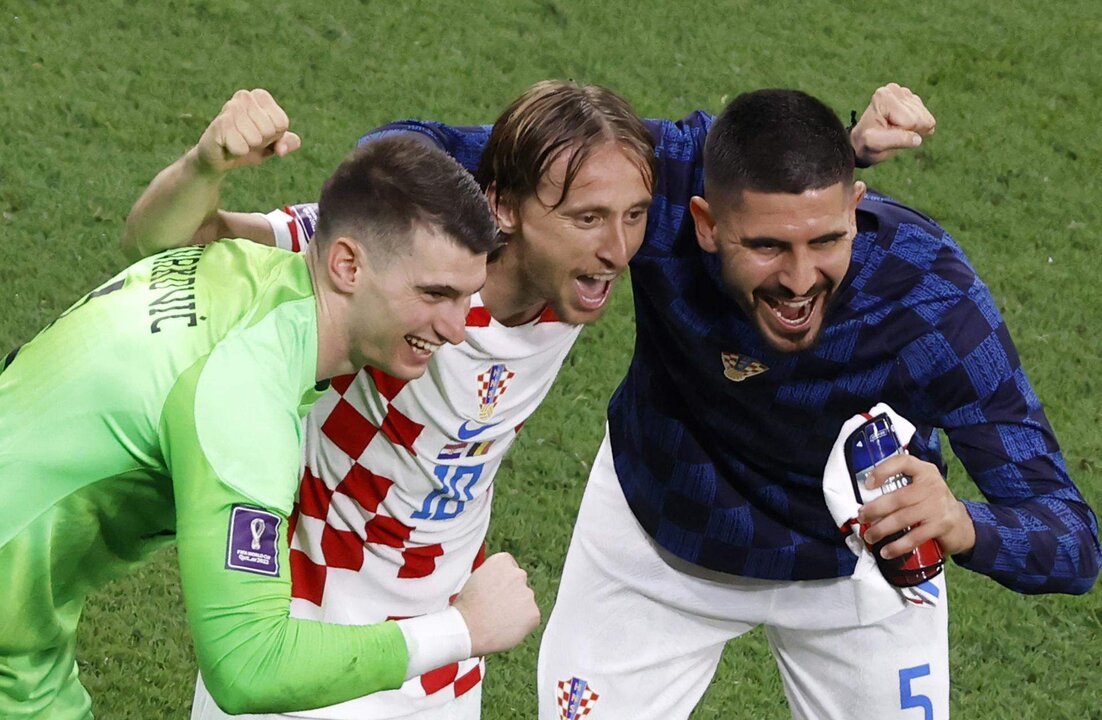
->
[851, 83, 936, 167]
[193, 88, 302, 176]
[452, 552, 541, 657]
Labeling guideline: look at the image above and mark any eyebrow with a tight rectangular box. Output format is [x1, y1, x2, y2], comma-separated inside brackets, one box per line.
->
[741, 230, 848, 245]
[418, 280, 486, 297]
[561, 196, 653, 215]
[417, 284, 462, 299]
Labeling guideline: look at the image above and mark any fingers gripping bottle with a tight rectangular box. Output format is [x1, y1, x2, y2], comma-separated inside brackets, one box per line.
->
[844, 413, 944, 587]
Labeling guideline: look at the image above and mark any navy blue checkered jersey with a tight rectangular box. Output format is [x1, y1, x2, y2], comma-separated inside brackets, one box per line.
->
[360, 116, 1100, 594]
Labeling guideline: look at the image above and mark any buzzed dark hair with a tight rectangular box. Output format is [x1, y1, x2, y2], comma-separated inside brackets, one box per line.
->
[704, 89, 854, 206]
[315, 134, 498, 257]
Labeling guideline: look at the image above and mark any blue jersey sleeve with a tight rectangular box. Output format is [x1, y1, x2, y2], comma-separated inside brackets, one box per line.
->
[897, 237, 1100, 594]
[357, 121, 492, 177]
[638, 114, 711, 257]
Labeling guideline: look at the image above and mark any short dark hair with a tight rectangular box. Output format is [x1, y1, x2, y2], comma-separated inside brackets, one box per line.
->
[703, 89, 854, 206]
[316, 134, 498, 257]
[475, 80, 656, 210]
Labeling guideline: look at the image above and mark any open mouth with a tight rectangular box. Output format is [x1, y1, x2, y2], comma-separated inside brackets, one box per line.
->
[575, 272, 617, 311]
[759, 293, 820, 332]
[404, 334, 441, 358]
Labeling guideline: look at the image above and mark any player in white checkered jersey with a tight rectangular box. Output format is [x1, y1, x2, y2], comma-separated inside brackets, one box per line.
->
[122, 84, 657, 720]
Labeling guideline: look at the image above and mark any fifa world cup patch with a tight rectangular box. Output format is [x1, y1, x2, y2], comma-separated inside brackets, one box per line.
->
[721, 352, 768, 382]
[476, 363, 515, 420]
[225, 505, 281, 576]
[556, 677, 600, 719]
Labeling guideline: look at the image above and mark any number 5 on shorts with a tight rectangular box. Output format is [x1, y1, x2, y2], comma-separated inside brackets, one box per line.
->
[899, 664, 933, 719]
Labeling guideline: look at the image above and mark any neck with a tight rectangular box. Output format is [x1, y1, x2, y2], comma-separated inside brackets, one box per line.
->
[479, 245, 547, 327]
[306, 250, 355, 381]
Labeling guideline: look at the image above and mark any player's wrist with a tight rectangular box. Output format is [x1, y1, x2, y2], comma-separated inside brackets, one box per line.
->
[941, 501, 977, 557]
[395, 606, 472, 680]
[185, 144, 230, 182]
[848, 110, 875, 169]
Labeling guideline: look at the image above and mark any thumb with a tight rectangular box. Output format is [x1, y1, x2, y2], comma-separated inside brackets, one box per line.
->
[861, 126, 922, 153]
[273, 131, 302, 157]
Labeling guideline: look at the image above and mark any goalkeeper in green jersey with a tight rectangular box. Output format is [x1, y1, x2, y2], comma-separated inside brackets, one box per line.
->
[0, 92, 540, 719]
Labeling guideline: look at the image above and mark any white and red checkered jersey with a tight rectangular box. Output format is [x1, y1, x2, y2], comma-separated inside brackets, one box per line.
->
[274, 204, 581, 718]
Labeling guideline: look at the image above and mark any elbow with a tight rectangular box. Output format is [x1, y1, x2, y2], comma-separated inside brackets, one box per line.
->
[1067, 519, 1102, 595]
[1052, 563, 1099, 596]
[120, 221, 148, 263]
[202, 666, 280, 716]
[1031, 543, 1101, 596]
[1070, 545, 1102, 595]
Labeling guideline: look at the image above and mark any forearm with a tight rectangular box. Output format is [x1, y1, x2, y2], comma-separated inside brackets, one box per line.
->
[957, 494, 1100, 594]
[182, 537, 410, 714]
[175, 477, 414, 714]
[122, 147, 224, 261]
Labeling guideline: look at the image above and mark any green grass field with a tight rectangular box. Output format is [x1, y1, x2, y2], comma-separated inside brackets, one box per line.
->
[2, 0, 1100, 717]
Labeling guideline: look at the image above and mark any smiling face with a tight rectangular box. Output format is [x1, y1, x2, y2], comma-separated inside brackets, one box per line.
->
[346, 224, 487, 379]
[692, 181, 865, 353]
[493, 142, 652, 325]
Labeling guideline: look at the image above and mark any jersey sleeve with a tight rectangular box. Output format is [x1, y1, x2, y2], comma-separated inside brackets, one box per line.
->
[357, 120, 492, 176]
[262, 120, 495, 253]
[897, 239, 1101, 594]
[264, 205, 319, 253]
[637, 114, 711, 257]
[160, 319, 410, 714]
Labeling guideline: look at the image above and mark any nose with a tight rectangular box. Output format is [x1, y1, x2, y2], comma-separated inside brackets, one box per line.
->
[596, 219, 631, 269]
[436, 300, 468, 346]
[778, 246, 818, 297]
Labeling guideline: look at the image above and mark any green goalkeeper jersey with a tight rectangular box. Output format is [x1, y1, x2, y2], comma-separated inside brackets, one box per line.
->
[0, 240, 408, 719]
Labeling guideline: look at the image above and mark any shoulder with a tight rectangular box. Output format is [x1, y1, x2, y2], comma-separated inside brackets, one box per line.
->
[855, 191, 979, 293]
[182, 293, 316, 512]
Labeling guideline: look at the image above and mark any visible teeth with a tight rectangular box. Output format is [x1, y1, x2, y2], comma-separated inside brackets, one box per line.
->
[766, 295, 815, 327]
[581, 273, 617, 282]
[405, 335, 441, 355]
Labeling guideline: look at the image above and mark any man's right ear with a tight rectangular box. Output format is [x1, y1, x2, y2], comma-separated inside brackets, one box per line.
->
[326, 236, 362, 293]
[485, 183, 519, 235]
[689, 196, 718, 254]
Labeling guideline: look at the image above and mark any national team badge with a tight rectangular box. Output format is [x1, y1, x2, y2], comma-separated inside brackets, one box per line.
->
[476, 363, 515, 420]
[225, 505, 281, 576]
[556, 677, 600, 719]
[721, 352, 768, 382]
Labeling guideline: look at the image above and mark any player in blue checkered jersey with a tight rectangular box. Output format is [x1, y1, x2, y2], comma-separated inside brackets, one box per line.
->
[536, 89, 1101, 719]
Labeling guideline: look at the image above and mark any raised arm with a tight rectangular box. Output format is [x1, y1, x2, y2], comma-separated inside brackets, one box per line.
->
[121, 89, 300, 261]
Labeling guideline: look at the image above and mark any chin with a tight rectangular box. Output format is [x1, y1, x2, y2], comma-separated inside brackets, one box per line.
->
[374, 353, 432, 381]
[390, 360, 431, 381]
[557, 301, 608, 326]
[760, 327, 823, 354]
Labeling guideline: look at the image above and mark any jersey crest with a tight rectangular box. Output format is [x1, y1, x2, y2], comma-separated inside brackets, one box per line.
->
[721, 351, 768, 382]
[476, 363, 515, 420]
[556, 677, 600, 719]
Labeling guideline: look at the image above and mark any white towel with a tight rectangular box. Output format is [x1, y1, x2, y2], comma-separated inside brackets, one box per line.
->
[823, 402, 941, 623]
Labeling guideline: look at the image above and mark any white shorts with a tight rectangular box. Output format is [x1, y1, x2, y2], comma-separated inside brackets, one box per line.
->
[190, 673, 481, 720]
[537, 429, 949, 720]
